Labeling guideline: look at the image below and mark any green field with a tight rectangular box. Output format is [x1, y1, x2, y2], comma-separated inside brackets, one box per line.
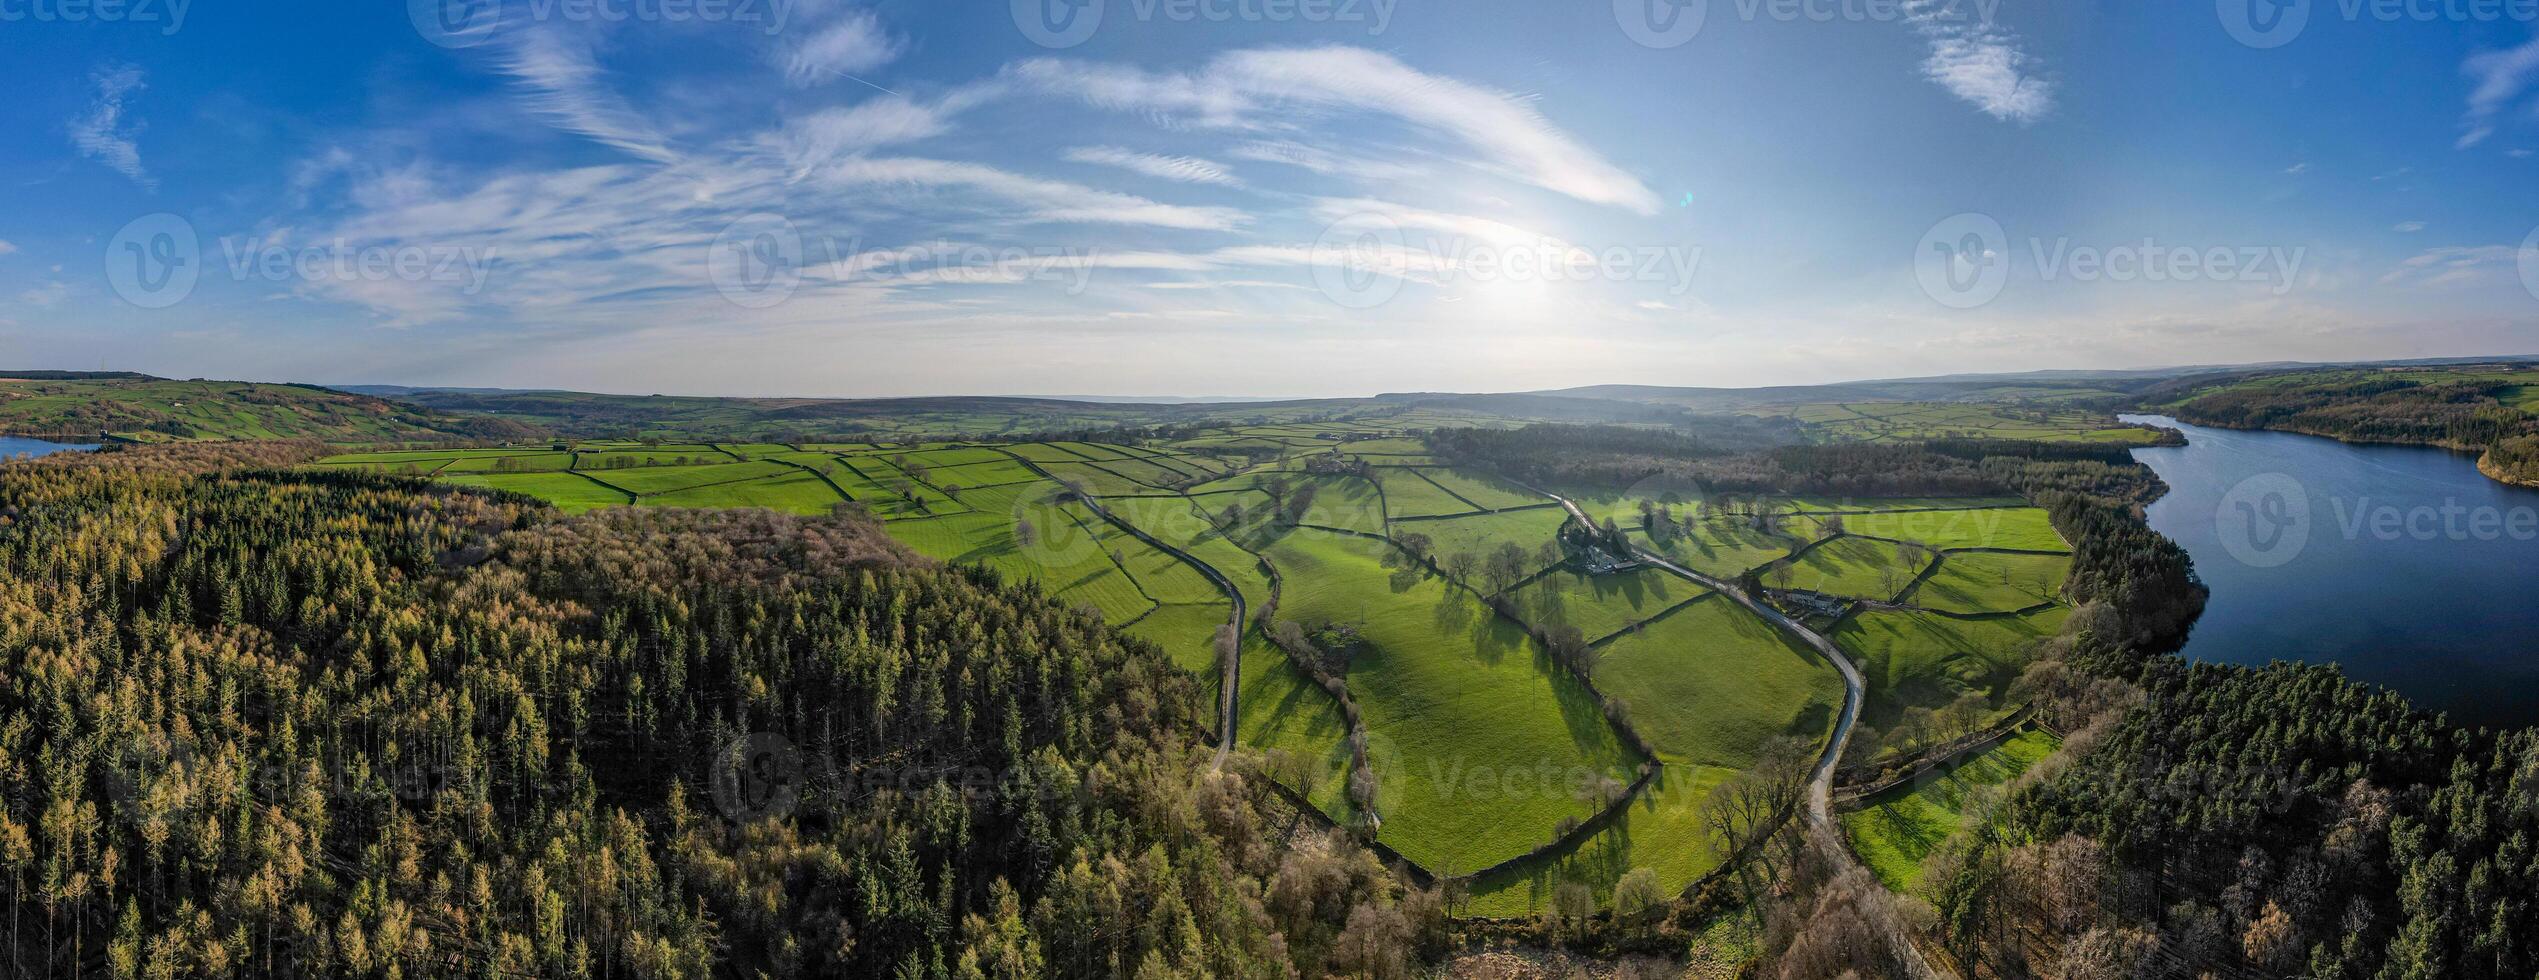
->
[1396, 507, 1572, 578]
[438, 472, 630, 512]
[1262, 528, 1642, 870]
[1840, 729, 2060, 892]
[1504, 566, 1705, 643]
[1775, 536, 1932, 601]
[1374, 467, 1484, 518]
[1636, 517, 1802, 580]
[1831, 606, 2071, 730]
[1593, 597, 1843, 769]
[1124, 602, 1236, 676]
[1907, 552, 2070, 614]
[1841, 507, 2068, 552]
[642, 469, 846, 515]
[1235, 634, 1358, 817]
[1464, 763, 1730, 917]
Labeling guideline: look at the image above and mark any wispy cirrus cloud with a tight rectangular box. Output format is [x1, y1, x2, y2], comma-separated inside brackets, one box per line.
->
[2379, 245, 2519, 287]
[782, 95, 953, 176]
[498, 29, 680, 164]
[1012, 47, 1662, 214]
[815, 156, 1247, 230]
[1903, 0, 2053, 124]
[784, 8, 901, 87]
[1063, 146, 1242, 186]
[71, 65, 154, 190]
[2459, 34, 2539, 149]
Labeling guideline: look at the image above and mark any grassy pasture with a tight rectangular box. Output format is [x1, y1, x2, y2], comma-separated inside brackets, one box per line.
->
[1784, 496, 2029, 513]
[1592, 597, 1843, 769]
[1124, 602, 1235, 676]
[437, 472, 629, 512]
[315, 459, 453, 476]
[1908, 552, 2070, 614]
[1266, 474, 1386, 534]
[1464, 763, 1731, 917]
[1503, 566, 1704, 644]
[1840, 729, 2059, 892]
[1418, 468, 1545, 510]
[921, 457, 1042, 489]
[1076, 505, 1227, 605]
[1635, 518, 1801, 580]
[1832, 606, 2071, 730]
[1375, 468, 1482, 518]
[1396, 507, 1571, 575]
[591, 460, 794, 496]
[643, 470, 844, 515]
[1776, 536, 1932, 601]
[438, 452, 573, 473]
[886, 487, 1157, 624]
[1841, 507, 2068, 552]
[1034, 460, 1167, 497]
[576, 448, 732, 468]
[1235, 634, 1358, 818]
[1262, 529, 1641, 871]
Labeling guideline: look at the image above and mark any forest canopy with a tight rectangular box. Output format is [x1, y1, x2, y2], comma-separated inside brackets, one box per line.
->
[0, 443, 1426, 978]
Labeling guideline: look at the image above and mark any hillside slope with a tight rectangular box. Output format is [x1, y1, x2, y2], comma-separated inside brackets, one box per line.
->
[0, 374, 535, 442]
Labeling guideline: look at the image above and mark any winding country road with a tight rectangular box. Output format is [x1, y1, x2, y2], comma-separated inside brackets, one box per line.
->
[988, 447, 1245, 770]
[1541, 493, 1944, 980]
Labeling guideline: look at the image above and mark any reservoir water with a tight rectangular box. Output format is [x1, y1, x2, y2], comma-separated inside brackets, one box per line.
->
[2121, 414, 2539, 729]
[0, 436, 100, 459]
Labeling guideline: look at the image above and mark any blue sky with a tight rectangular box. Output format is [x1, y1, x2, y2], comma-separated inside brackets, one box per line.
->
[2, 0, 2537, 397]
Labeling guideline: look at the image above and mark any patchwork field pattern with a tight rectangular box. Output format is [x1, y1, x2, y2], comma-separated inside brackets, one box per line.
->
[319, 418, 2082, 913]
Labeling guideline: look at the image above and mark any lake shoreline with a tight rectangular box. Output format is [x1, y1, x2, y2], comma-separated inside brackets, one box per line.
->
[2154, 411, 2539, 490]
[2120, 414, 2539, 728]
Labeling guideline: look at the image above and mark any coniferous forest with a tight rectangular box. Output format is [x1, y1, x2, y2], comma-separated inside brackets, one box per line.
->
[0, 443, 1429, 978]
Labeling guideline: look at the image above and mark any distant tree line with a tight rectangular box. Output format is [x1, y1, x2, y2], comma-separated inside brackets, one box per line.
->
[2159, 370, 2538, 457]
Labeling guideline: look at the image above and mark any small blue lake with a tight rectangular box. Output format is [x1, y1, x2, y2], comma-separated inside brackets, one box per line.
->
[2123, 414, 2539, 729]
